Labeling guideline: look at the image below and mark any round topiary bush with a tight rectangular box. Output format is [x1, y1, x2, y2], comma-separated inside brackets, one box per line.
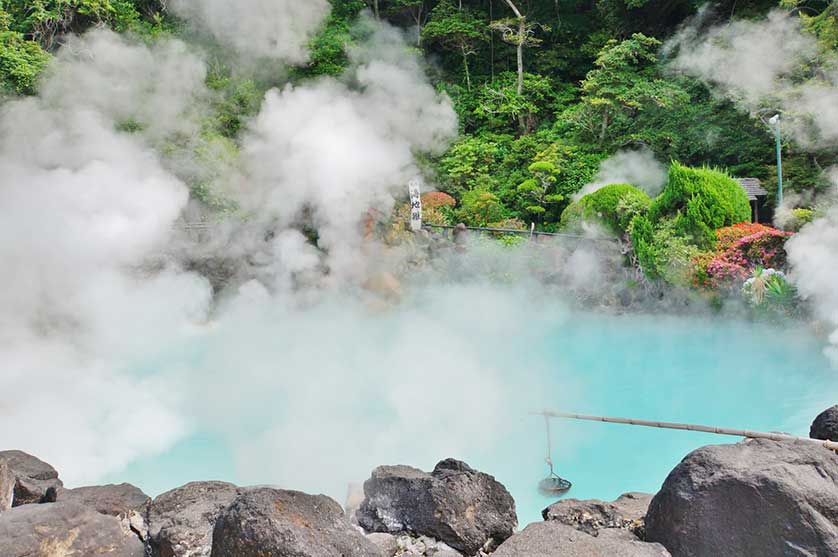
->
[560, 183, 651, 234]
[649, 162, 751, 248]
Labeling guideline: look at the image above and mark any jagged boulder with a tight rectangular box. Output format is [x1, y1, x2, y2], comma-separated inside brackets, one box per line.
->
[0, 501, 144, 557]
[811, 405, 838, 441]
[211, 487, 383, 557]
[56, 483, 150, 540]
[146, 480, 240, 557]
[493, 522, 670, 557]
[0, 450, 62, 507]
[357, 458, 517, 555]
[542, 492, 653, 537]
[645, 438, 838, 556]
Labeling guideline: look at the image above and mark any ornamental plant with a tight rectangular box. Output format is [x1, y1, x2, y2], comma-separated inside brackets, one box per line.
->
[695, 223, 793, 289]
[561, 183, 651, 234]
[650, 162, 751, 248]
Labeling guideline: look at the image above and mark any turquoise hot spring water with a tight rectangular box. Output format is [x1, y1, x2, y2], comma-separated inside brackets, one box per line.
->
[106, 305, 837, 527]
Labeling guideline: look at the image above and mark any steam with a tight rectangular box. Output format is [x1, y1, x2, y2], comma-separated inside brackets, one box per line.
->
[0, 13, 490, 494]
[239, 22, 457, 279]
[0, 31, 208, 481]
[169, 0, 331, 64]
[575, 147, 667, 199]
[667, 9, 838, 363]
[787, 168, 838, 365]
[666, 8, 838, 148]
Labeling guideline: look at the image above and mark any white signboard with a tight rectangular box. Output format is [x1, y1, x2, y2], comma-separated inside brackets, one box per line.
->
[408, 179, 422, 232]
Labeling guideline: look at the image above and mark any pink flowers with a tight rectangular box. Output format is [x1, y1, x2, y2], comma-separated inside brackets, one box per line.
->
[695, 224, 793, 289]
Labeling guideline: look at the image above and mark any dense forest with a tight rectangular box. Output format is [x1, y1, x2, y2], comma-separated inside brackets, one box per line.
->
[2, 0, 837, 301]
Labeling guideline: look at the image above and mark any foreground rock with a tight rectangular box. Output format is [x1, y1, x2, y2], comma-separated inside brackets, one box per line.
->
[0, 450, 62, 507]
[0, 501, 144, 557]
[357, 458, 517, 555]
[542, 492, 653, 537]
[57, 483, 150, 540]
[645, 438, 838, 556]
[811, 404, 838, 441]
[147, 481, 240, 557]
[493, 522, 670, 557]
[212, 487, 383, 557]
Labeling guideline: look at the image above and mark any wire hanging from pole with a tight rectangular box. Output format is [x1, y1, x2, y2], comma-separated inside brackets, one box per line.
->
[539, 413, 572, 496]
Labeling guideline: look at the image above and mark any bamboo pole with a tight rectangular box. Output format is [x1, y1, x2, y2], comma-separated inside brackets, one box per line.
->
[535, 410, 838, 451]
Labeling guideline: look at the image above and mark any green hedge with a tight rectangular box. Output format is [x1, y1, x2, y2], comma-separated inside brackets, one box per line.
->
[560, 183, 651, 234]
[649, 162, 751, 248]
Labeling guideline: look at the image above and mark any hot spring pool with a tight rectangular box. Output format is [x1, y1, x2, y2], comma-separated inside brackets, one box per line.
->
[104, 305, 837, 527]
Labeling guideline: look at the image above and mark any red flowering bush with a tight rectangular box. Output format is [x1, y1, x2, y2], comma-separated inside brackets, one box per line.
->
[421, 192, 456, 210]
[695, 223, 793, 288]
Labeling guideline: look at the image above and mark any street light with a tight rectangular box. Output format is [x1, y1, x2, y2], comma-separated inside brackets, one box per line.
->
[768, 114, 783, 207]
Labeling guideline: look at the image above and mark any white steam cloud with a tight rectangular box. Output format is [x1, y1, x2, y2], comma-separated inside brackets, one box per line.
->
[667, 9, 838, 363]
[575, 147, 667, 200]
[0, 31, 209, 482]
[240, 22, 457, 279]
[666, 9, 838, 148]
[169, 0, 331, 64]
[0, 13, 500, 498]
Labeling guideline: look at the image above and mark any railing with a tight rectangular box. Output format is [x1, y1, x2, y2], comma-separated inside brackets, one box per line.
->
[421, 223, 618, 242]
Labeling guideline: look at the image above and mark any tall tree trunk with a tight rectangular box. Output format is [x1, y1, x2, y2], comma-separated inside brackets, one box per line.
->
[461, 45, 472, 91]
[373, 0, 380, 19]
[598, 108, 610, 147]
[516, 18, 524, 96]
[489, 0, 495, 80]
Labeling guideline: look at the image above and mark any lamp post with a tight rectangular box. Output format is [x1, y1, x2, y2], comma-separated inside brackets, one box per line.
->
[769, 114, 783, 207]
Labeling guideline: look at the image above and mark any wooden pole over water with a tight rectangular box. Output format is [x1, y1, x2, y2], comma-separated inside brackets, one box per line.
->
[535, 410, 838, 451]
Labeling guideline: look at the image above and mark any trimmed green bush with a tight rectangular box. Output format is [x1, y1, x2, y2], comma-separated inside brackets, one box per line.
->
[560, 183, 651, 234]
[650, 162, 751, 248]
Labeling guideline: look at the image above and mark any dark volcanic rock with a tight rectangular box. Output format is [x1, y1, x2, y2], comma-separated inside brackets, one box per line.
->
[493, 522, 670, 557]
[542, 492, 654, 537]
[357, 458, 517, 555]
[0, 501, 144, 557]
[57, 483, 150, 539]
[211, 487, 383, 557]
[645, 439, 838, 557]
[146, 480, 240, 557]
[0, 450, 62, 506]
[810, 404, 838, 441]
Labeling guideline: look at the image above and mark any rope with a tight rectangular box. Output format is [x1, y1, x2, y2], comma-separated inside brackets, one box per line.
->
[545, 414, 554, 477]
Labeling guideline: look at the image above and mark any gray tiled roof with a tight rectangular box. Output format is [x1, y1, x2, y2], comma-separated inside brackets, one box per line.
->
[737, 178, 768, 201]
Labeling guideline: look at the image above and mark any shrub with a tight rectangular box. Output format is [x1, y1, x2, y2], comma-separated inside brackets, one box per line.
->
[650, 162, 751, 248]
[699, 223, 793, 289]
[629, 213, 657, 277]
[561, 183, 651, 234]
[457, 188, 507, 227]
[629, 216, 703, 285]
[0, 29, 49, 93]
[421, 191, 456, 210]
[784, 207, 815, 232]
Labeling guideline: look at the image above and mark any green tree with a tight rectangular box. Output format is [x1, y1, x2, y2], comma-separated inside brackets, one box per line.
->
[489, 0, 549, 132]
[0, 6, 49, 93]
[516, 161, 563, 223]
[574, 33, 688, 148]
[423, 0, 485, 90]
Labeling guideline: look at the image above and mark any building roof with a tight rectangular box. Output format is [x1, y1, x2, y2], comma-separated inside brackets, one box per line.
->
[737, 178, 768, 201]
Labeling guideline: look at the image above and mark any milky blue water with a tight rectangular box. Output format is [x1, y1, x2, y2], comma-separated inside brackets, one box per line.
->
[108, 310, 837, 527]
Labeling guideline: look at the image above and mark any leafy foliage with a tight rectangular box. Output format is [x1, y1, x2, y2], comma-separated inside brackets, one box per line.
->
[650, 162, 752, 248]
[561, 183, 651, 234]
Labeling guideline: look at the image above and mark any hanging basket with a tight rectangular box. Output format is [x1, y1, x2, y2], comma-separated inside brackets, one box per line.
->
[538, 474, 572, 496]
